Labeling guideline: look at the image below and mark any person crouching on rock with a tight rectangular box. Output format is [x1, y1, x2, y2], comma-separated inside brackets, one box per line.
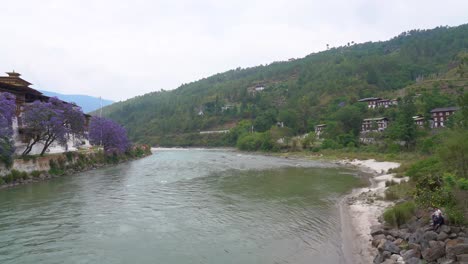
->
[432, 208, 444, 231]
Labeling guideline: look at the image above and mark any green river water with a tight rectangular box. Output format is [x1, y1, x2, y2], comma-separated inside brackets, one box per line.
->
[0, 149, 363, 264]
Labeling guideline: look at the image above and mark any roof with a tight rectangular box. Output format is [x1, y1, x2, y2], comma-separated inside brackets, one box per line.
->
[315, 124, 327, 127]
[0, 81, 43, 96]
[430, 107, 459, 113]
[358, 97, 382, 102]
[363, 117, 388, 121]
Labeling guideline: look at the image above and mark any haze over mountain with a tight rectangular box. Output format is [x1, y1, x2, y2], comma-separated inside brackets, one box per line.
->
[39, 90, 113, 113]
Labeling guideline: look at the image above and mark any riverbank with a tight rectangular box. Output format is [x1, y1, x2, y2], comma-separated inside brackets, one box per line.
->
[338, 159, 403, 263]
[0, 145, 152, 189]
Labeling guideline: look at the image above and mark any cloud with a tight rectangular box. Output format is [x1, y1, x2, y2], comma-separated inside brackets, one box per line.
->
[0, 0, 467, 101]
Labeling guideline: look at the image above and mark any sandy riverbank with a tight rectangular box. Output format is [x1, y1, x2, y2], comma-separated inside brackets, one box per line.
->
[339, 159, 406, 264]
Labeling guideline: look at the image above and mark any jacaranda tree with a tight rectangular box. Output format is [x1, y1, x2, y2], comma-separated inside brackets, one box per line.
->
[0, 92, 16, 167]
[89, 116, 130, 154]
[22, 97, 85, 156]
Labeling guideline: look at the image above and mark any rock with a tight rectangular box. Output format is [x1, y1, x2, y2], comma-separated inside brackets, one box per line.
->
[424, 230, 439, 242]
[459, 232, 466, 238]
[409, 229, 425, 244]
[409, 243, 422, 251]
[373, 234, 387, 247]
[438, 232, 449, 241]
[451, 227, 461, 234]
[377, 239, 387, 252]
[384, 241, 401, 254]
[387, 235, 395, 242]
[449, 233, 458, 239]
[374, 252, 384, 264]
[390, 254, 400, 261]
[394, 238, 403, 246]
[438, 258, 456, 264]
[422, 243, 445, 262]
[440, 225, 451, 234]
[406, 257, 423, 264]
[402, 249, 421, 260]
[446, 242, 468, 260]
[457, 254, 468, 262]
[429, 240, 445, 249]
[383, 250, 392, 259]
[381, 259, 396, 264]
[371, 225, 385, 236]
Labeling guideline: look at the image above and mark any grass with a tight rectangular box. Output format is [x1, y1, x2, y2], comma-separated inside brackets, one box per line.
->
[383, 201, 416, 227]
[384, 181, 414, 201]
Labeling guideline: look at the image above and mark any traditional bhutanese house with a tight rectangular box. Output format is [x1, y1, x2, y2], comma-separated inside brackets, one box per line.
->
[315, 124, 326, 137]
[430, 107, 459, 128]
[358, 97, 382, 109]
[412, 115, 425, 128]
[361, 117, 389, 132]
[0, 71, 91, 155]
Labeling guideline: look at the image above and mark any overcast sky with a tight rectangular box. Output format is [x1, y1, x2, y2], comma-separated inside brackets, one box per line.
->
[0, 0, 467, 101]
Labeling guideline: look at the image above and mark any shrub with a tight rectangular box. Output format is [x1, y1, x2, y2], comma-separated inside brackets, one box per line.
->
[30, 170, 42, 178]
[383, 201, 416, 227]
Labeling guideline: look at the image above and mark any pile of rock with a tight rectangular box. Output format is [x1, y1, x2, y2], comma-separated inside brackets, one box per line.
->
[371, 221, 468, 264]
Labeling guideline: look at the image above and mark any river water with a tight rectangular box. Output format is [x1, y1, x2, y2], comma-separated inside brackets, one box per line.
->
[0, 149, 363, 264]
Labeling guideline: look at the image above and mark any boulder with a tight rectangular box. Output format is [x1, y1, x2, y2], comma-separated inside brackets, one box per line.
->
[383, 241, 401, 254]
[405, 257, 423, 264]
[424, 230, 439, 242]
[394, 238, 403, 246]
[437, 232, 449, 241]
[451, 227, 461, 234]
[402, 249, 421, 260]
[377, 239, 387, 252]
[382, 251, 392, 260]
[457, 254, 468, 262]
[449, 233, 458, 239]
[409, 229, 425, 244]
[374, 252, 384, 264]
[440, 225, 451, 234]
[446, 243, 468, 260]
[409, 243, 422, 251]
[390, 254, 400, 261]
[371, 225, 385, 236]
[459, 232, 466, 238]
[387, 235, 395, 242]
[373, 234, 387, 247]
[422, 243, 445, 262]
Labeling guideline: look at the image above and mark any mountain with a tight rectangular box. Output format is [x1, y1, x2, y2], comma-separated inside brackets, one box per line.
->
[96, 24, 468, 146]
[39, 90, 114, 113]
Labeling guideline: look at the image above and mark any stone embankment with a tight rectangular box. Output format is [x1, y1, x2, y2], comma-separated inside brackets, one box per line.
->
[371, 217, 468, 264]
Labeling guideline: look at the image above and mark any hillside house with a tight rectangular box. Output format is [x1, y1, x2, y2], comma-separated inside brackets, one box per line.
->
[0, 72, 90, 155]
[314, 124, 326, 137]
[430, 107, 459, 128]
[413, 115, 425, 128]
[361, 117, 389, 132]
[221, 104, 234, 112]
[358, 97, 397, 109]
[247, 85, 266, 95]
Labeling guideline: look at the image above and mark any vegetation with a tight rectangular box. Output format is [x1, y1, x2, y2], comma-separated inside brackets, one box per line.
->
[97, 24, 468, 150]
[0, 92, 16, 167]
[383, 201, 416, 228]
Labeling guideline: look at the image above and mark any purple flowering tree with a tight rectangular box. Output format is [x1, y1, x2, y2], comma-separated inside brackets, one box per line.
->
[89, 117, 130, 154]
[22, 97, 85, 156]
[0, 92, 16, 166]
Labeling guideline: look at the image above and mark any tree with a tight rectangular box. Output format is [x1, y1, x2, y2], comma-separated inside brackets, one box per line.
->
[22, 97, 85, 156]
[0, 92, 16, 166]
[386, 96, 417, 149]
[89, 117, 130, 154]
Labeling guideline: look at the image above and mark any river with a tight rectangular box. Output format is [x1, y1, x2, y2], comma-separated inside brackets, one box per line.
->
[0, 149, 364, 264]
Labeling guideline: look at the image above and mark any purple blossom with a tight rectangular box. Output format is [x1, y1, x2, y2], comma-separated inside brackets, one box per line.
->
[0, 92, 16, 166]
[22, 97, 86, 156]
[89, 117, 130, 154]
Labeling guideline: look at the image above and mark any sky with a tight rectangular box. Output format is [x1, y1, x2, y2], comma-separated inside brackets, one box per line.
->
[0, 0, 467, 101]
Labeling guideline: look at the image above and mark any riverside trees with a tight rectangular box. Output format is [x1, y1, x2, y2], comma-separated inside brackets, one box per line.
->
[89, 117, 130, 154]
[22, 97, 86, 156]
[0, 92, 16, 166]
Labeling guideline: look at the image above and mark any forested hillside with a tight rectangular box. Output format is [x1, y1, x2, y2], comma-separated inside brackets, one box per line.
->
[98, 24, 468, 146]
